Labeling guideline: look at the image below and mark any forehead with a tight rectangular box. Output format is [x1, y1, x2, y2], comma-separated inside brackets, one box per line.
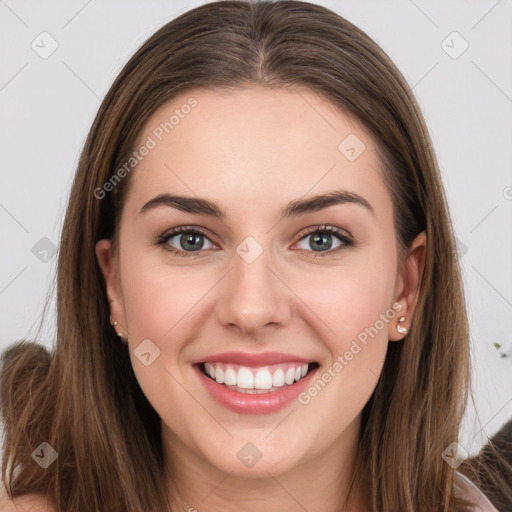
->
[125, 86, 389, 217]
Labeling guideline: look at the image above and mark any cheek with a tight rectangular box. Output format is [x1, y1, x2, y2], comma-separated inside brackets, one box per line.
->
[291, 256, 397, 351]
[120, 255, 208, 342]
[118, 256, 207, 420]
[288, 252, 396, 409]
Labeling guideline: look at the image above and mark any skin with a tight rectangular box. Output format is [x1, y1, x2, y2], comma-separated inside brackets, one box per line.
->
[96, 86, 426, 512]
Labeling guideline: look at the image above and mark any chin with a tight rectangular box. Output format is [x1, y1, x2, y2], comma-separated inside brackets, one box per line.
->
[182, 429, 303, 476]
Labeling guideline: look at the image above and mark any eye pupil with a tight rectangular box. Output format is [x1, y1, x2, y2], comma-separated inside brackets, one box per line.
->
[311, 233, 332, 251]
[181, 233, 203, 251]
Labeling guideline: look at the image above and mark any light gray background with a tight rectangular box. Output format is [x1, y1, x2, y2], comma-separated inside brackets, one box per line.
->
[1, 0, 511, 457]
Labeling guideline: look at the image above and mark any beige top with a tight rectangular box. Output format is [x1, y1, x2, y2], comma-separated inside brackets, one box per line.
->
[454, 471, 499, 512]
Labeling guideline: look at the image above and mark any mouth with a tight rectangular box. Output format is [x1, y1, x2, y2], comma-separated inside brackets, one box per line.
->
[192, 351, 321, 414]
[196, 361, 320, 394]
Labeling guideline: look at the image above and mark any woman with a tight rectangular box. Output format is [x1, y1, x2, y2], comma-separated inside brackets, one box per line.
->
[0, 1, 503, 510]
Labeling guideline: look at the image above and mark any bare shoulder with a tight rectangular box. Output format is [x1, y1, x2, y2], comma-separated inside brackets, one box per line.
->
[0, 485, 56, 512]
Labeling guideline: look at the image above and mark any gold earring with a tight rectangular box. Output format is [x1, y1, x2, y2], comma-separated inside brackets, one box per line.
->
[397, 316, 407, 335]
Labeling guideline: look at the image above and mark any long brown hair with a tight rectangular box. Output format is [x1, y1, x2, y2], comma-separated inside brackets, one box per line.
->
[0, 1, 492, 510]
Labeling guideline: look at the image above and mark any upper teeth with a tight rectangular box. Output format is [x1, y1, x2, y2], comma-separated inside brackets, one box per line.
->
[203, 362, 309, 390]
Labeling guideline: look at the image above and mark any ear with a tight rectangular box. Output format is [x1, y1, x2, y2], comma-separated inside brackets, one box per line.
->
[389, 231, 427, 341]
[95, 239, 127, 334]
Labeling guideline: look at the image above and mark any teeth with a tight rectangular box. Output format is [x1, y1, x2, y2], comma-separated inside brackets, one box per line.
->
[208, 363, 215, 379]
[254, 369, 273, 390]
[237, 367, 254, 389]
[284, 368, 295, 385]
[272, 368, 285, 387]
[215, 367, 225, 384]
[202, 362, 312, 391]
[224, 366, 237, 386]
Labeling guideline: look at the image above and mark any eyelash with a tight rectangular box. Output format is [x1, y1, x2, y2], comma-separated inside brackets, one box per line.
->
[155, 224, 354, 258]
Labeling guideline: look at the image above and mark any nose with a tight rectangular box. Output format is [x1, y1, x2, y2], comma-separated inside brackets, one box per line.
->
[215, 240, 292, 336]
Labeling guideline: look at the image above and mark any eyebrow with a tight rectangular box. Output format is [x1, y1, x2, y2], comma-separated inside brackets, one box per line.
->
[140, 189, 374, 219]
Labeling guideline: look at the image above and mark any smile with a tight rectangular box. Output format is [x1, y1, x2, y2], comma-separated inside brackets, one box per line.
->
[200, 362, 316, 393]
[193, 351, 320, 414]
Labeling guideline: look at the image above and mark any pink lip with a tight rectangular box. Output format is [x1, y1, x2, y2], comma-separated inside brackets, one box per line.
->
[194, 351, 314, 367]
[194, 363, 319, 415]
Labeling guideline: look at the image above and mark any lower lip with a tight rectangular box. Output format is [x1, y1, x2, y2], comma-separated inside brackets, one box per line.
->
[194, 364, 319, 414]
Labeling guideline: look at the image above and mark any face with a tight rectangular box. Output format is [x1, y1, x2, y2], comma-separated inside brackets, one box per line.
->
[96, 86, 425, 484]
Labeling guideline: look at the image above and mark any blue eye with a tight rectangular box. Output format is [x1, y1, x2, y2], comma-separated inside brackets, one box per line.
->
[157, 226, 216, 257]
[296, 225, 353, 257]
[156, 224, 353, 258]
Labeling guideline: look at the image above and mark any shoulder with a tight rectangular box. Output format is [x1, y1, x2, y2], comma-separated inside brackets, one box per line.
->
[454, 471, 499, 512]
[0, 484, 56, 512]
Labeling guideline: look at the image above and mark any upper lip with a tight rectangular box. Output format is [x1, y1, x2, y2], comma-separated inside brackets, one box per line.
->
[193, 351, 315, 367]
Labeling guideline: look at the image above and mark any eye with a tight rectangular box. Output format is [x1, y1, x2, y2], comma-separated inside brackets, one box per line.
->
[156, 226, 217, 257]
[155, 224, 354, 258]
[295, 225, 354, 257]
